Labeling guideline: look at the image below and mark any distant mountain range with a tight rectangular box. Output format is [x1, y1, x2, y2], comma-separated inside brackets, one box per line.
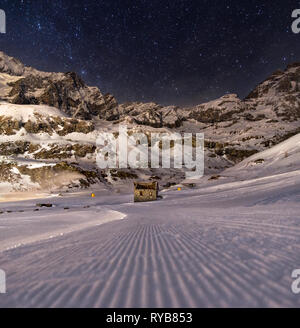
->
[0, 50, 300, 193]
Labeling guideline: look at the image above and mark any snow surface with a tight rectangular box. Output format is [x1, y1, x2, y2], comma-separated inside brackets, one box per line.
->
[0, 169, 300, 307]
[0, 102, 66, 121]
[222, 133, 300, 181]
[0, 133, 300, 308]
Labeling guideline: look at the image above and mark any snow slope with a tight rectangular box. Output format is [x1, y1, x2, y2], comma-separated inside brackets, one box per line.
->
[224, 133, 300, 179]
[0, 206, 126, 253]
[0, 102, 67, 121]
[0, 162, 300, 307]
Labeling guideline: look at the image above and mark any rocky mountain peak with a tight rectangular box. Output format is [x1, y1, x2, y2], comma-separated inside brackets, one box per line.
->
[0, 51, 26, 76]
[0, 51, 118, 120]
[286, 62, 300, 69]
[246, 62, 300, 100]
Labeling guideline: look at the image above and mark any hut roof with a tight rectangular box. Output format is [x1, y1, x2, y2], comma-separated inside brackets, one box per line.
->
[134, 181, 158, 190]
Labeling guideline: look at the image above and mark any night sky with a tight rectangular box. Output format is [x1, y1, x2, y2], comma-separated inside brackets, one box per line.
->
[0, 0, 299, 106]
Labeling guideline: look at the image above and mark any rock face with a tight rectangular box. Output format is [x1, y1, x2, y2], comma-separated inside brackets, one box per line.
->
[182, 63, 300, 158]
[187, 94, 247, 123]
[0, 52, 182, 126]
[0, 52, 118, 120]
[6, 72, 118, 120]
[118, 102, 182, 128]
[245, 63, 300, 122]
[0, 51, 26, 76]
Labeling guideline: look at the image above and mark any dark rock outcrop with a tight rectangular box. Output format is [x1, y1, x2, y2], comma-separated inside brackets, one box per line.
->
[0, 52, 118, 120]
[118, 102, 182, 128]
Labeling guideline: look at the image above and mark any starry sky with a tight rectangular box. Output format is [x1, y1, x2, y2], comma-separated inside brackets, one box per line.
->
[0, 0, 299, 106]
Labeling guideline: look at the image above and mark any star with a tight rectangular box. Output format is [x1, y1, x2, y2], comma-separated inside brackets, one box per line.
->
[0, 1, 297, 106]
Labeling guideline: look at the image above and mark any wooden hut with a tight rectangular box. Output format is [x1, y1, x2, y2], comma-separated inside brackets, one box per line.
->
[134, 181, 159, 202]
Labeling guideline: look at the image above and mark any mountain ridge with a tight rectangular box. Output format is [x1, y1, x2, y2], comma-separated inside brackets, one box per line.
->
[0, 50, 300, 193]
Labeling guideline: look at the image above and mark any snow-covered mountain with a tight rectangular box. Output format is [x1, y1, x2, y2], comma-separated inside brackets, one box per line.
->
[1, 50, 300, 193]
[223, 132, 300, 179]
[0, 51, 118, 120]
